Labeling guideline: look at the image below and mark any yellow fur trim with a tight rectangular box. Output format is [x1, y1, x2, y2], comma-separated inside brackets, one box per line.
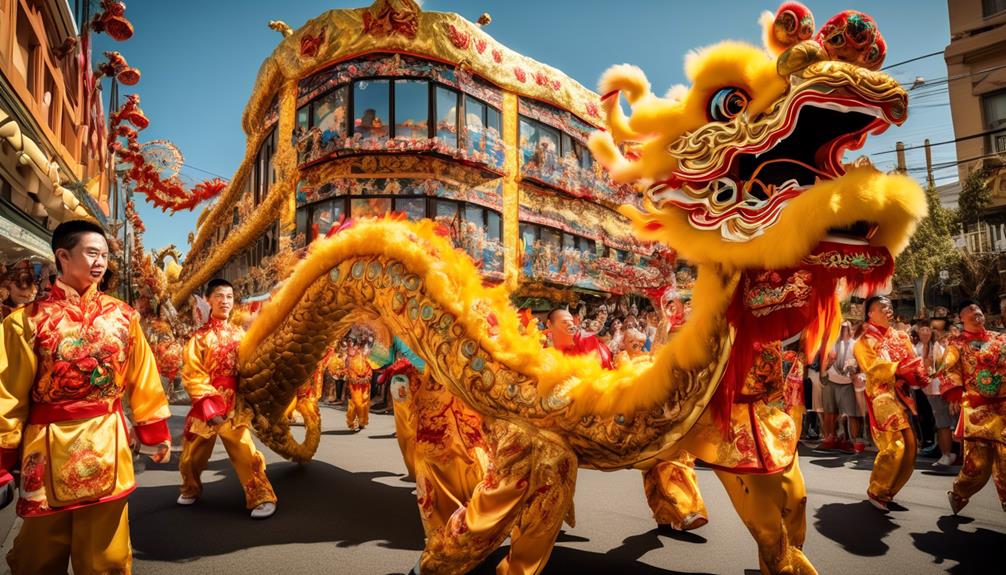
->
[241, 218, 734, 419]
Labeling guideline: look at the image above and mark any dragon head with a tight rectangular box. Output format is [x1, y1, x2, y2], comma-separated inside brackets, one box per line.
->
[589, 3, 925, 275]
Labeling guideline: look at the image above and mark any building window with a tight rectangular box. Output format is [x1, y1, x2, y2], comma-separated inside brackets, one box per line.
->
[519, 116, 561, 168]
[352, 79, 390, 142]
[305, 198, 347, 241]
[984, 90, 1006, 153]
[435, 86, 459, 148]
[394, 80, 429, 140]
[464, 95, 503, 169]
[394, 197, 426, 220]
[14, 7, 39, 97]
[983, 0, 1006, 17]
[295, 86, 348, 165]
[350, 197, 391, 219]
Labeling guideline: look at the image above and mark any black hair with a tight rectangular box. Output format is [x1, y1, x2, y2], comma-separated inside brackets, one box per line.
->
[863, 295, 890, 320]
[51, 220, 106, 273]
[205, 278, 234, 297]
[957, 299, 981, 316]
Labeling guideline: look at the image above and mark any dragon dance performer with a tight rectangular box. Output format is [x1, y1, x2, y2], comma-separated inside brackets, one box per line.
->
[853, 295, 926, 510]
[939, 300, 1006, 514]
[0, 220, 172, 574]
[382, 335, 427, 480]
[177, 279, 277, 519]
[339, 325, 376, 431]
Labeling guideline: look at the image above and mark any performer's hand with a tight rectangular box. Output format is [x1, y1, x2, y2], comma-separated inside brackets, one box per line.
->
[147, 442, 171, 464]
[207, 415, 225, 426]
[949, 401, 961, 416]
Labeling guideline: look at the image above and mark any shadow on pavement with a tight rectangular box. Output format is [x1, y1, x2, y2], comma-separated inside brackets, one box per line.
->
[129, 459, 426, 562]
[910, 515, 1006, 574]
[813, 500, 898, 556]
[466, 541, 713, 575]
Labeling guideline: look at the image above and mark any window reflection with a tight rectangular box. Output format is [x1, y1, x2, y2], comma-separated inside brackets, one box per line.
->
[394, 197, 426, 220]
[395, 80, 429, 140]
[353, 80, 390, 142]
[436, 86, 458, 148]
[351, 197, 391, 218]
[310, 199, 345, 241]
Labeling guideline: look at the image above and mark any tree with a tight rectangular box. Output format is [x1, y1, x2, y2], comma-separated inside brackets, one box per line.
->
[957, 166, 997, 229]
[894, 183, 959, 315]
[950, 250, 1001, 309]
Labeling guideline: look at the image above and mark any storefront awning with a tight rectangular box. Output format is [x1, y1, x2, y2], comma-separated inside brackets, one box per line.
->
[0, 207, 52, 262]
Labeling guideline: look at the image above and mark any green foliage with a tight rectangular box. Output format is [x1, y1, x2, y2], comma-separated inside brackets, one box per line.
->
[893, 183, 959, 293]
[957, 167, 995, 228]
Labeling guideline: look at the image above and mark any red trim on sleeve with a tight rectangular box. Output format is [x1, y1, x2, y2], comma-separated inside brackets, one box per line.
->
[189, 395, 228, 422]
[943, 387, 963, 404]
[133, 419, 171, 445]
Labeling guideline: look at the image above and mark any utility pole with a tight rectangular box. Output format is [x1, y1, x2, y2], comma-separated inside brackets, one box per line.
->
[924, 138, 935, 189]
[896, 141, 907, 174]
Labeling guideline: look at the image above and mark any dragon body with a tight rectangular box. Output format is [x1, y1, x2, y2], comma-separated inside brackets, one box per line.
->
[233, 4, 927, 573]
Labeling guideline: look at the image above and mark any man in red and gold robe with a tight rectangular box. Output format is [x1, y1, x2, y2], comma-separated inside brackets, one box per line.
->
[853, 295, 926, 511]
[177, 279, 277, 519]
[0, 220, 171, 574]
[939, 300, 1006, 514]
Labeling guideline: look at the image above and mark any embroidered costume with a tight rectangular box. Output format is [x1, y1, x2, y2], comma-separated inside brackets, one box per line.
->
[178, 317, 276, 510]
[854, 322, 925, 505]
[939, 328, 1006, 511]
[0, 280, 171, 574]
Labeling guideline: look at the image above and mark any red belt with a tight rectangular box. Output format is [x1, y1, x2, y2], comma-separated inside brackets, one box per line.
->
[211, 375, 237, 391]
[29, 398, 122, 425]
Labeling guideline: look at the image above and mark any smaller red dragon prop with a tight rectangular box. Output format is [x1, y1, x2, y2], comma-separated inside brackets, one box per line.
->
[109, 95, 227, 212]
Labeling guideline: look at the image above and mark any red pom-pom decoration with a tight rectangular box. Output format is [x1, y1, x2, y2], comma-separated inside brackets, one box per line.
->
[814, 10, 886, 70]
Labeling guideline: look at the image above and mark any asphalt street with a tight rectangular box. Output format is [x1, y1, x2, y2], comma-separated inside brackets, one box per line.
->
[2, 404, 1003, 574]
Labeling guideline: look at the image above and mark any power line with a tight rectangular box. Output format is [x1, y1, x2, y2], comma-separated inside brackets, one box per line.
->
[882, 50, 943, 71]
[871, 128, 1003, 156]
[181, 163, 231, 181]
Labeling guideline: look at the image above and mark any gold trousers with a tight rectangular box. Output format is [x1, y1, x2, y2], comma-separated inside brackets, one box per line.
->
[952, 439, 1006, 510]
[868, 427, 916, 503]
[7, 498, 131, 575]
[714, 458, 815, 575]
[643, 452, 708, 530]
[346, 385, 370, 429]
[392, 397, 417, 479]
[179, 420, 277, 509]
[420, 421, 576, 575]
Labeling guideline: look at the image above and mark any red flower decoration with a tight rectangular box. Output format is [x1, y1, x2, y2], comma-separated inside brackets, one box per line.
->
[513, 67, 527, 83]
[300, 30, 325, 58]
[475, 38, 487, 54]
[445, 24, 470, 49]
[550, 79, 561, 91]
[586, 102, 600, 117]
[534, 71, 549, 87]
[492, 49, 502, 63]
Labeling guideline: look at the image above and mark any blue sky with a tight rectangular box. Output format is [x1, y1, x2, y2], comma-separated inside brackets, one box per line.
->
[96, 1, 954, 257]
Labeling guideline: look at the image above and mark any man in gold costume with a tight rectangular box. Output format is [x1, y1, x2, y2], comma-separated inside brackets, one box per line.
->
[1, 220, 172, 574]
[177, 278, 277, 519]
[939, 300, 1006, 514]
[853, 295, 925, 511]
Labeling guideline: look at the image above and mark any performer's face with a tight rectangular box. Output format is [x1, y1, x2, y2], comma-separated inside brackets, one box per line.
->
[960, 304, 985, 332]
[868, 299, 893, 328]
[208, 286, 234, 320]
[57, 232, 108, 293]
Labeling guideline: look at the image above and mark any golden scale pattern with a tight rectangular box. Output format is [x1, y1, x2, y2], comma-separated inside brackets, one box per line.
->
[238, 250, 731, 469]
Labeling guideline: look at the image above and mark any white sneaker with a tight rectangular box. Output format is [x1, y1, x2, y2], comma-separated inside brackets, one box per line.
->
[251, 501, 276, 519]
[177, 495, 197, 506]
[935, 454, 957, 467]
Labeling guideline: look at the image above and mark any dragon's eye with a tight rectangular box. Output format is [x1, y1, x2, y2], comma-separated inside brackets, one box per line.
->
[709, 87, 749, 122]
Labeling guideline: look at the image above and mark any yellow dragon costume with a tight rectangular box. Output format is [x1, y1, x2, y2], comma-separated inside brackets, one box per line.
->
[232, 4, 925, 574]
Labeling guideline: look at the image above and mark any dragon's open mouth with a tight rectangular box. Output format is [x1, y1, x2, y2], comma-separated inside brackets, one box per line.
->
[733, 100, 886, 202]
